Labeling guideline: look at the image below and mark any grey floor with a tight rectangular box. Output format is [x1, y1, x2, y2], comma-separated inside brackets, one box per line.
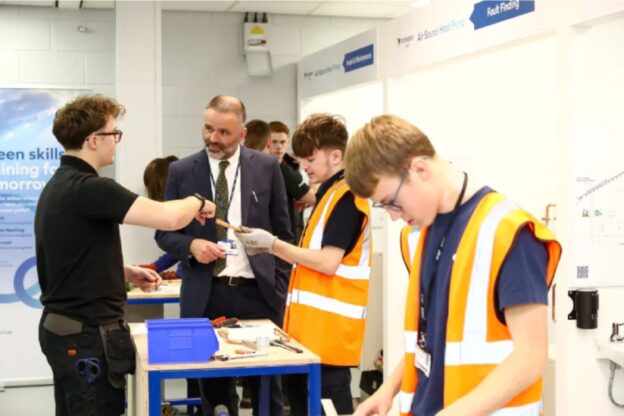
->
[0, 379, 244, 416]
[0, 379, 366, 415]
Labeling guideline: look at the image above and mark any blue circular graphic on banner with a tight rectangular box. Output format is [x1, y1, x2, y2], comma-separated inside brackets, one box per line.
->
[0, 257, 42, 308]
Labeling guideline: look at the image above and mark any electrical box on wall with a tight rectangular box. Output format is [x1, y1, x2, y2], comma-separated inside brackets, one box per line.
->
[243, 15, 272, 77]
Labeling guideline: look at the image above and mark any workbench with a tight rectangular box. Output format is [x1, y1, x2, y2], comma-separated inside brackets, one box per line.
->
[127, 320, 322, 416]
[126, 279, 182, 305]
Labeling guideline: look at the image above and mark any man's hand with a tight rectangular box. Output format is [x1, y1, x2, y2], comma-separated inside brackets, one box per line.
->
[125, 265, 162, 293]
[190, 239, 225, 264]
[195, 200, 217, 225]
[234, 228, 277, 254]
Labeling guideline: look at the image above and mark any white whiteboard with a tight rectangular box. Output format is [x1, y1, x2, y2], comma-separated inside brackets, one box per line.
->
[569, 17, 624, 288]
[387, 36, 560, 222]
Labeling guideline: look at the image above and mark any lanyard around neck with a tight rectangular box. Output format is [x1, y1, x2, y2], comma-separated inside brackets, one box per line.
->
[418, 171, 468, 351]
[209, 160, 241, 219]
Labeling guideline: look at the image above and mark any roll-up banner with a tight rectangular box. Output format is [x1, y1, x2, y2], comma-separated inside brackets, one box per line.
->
[0, 87, 88, 384]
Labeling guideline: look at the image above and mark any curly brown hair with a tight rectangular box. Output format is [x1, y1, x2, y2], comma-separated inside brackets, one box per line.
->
[292, 114, 347, 158]
[52, 94, 125, 150]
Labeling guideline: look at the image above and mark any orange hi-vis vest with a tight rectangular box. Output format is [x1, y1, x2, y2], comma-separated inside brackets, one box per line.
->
[400, 225, 420, 273]
[399, 192, 561, 415]
[283, 178, 372, 366]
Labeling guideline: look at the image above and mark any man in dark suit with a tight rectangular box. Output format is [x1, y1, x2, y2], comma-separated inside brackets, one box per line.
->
[155, 95, 293, 416]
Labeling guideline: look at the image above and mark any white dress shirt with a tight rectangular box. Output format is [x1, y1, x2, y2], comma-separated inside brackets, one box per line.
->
[207, 145, 254, 278]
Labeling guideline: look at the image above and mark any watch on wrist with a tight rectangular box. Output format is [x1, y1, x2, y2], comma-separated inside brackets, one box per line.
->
[193, 193, 206, 212]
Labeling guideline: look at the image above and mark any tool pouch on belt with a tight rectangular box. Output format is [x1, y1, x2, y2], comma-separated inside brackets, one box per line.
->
[99, 319, 135, 389]
[43, 313, 83, 336]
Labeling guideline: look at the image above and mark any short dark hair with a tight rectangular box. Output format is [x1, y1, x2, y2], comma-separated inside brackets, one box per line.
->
[269, 121, 290, 136]
[206, 95, 246, 124]
[244, 119, 271, 151]
[292, 114, 347, 158]
[143, 155, 179, 201]
[52, 94, 125, 150]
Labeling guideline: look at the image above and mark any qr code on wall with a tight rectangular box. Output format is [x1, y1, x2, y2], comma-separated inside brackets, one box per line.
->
[576, 265, 589, 279]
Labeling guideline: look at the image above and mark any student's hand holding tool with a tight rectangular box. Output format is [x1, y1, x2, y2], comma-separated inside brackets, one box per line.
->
[234, 227, 277, 255]
[125, 265, 162, 292]
[195, 199, 216, 225]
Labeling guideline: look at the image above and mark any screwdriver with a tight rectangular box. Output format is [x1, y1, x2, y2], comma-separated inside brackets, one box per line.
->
[270, 340, 303, 354]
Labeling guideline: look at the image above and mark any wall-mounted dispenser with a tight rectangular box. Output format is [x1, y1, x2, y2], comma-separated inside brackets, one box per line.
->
[568, 288, 599, 329]
[243, 12, 272, 76]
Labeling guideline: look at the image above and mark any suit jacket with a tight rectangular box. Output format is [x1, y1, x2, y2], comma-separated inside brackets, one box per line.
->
[155, 146, 293, 318]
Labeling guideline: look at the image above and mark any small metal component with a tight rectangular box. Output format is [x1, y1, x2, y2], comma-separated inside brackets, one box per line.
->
[611, 322, 624, 343]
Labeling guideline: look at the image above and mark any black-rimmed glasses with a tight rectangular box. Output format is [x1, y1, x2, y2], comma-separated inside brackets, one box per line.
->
[94, 129, 123, 143]
[372, 170, 408, 213]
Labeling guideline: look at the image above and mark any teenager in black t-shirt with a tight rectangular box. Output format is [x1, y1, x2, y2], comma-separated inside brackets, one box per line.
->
[35, 95, 215, 416]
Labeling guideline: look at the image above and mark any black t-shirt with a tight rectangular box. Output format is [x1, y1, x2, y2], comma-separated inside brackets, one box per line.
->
[280, 162, 310, 243]
[313, 169, 365, 255]
[35, 155, 138, 325]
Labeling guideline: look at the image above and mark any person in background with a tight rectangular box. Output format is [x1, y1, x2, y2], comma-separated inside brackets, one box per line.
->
[244, 119, 272, 153]
[345, 115, 561, 416]
[269, 121, 315, 243]
[141, 155, 204, 416]
[140, 155, 181, 279]
[35, 94, 215, 416]
[236, 114, 372, 415]
[155, 95, 293, 416]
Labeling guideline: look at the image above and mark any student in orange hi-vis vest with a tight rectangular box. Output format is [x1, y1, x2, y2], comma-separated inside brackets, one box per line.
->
[345, 115, 561, 416]
[235, 114, 372, 415]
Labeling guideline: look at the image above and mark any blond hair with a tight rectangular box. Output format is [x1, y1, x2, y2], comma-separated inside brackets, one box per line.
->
[345, 115, 435, 197]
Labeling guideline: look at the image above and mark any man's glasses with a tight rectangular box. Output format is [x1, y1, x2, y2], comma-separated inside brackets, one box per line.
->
[94, 129, 123, 143]
[372, 170, 408, 213]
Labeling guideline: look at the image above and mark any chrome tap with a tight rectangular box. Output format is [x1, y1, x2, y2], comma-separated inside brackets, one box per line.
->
[610, 322, 624, 342]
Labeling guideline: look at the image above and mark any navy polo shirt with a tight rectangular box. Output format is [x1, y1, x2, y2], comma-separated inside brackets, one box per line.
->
[411, 187, 548, 416]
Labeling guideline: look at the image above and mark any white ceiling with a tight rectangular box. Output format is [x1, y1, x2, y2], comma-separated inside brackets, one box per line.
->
[0, 1, 419, 19]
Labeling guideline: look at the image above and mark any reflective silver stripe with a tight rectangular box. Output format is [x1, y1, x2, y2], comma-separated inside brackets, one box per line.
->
[407, 226, 420, 266]
[445, 198, 517, 365]
[445, 340, 513, 365]
[398, 391, 414, 413]
[464, 199, 516, 340]
[491, 400, 542, 416]
[360, 198, 373, 258]
[289, 289, 367, 320]
[336, 264, 371, 280]
[404, 331, 418, 354]
[307, 184, 345, 250]
[307, 184, 372, 278]
[286, 292, 291, 306]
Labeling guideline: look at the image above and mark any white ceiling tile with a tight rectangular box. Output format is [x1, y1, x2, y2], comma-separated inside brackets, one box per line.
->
[161, 1, 236, 12]
[2, 0, 415, 18]
[81, 1, 114, 9]
[229, 1, 321, 15]
[1, 0, 55, 6]
[312, 1, 412, 18]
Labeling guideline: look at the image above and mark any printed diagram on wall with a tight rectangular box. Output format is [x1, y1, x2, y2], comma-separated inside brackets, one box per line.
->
[572, 169, 624, 287]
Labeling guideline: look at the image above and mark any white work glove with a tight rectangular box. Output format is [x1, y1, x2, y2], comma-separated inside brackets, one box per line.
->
[234, 227, 277, 255]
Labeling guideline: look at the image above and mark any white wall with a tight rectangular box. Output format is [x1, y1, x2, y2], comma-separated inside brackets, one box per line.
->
[0, 5, 116, 178]
[560, 13, 624, 416]
[161, 11, 383, 157]
[0, 5, 115, 92]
